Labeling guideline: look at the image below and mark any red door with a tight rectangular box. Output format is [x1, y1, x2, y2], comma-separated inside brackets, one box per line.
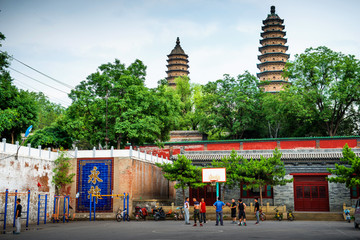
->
[294, 175, 329, 211]
[189, 185, 218, 206]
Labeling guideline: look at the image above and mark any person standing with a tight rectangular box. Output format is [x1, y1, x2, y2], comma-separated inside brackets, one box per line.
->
[238, 199, 247, 226]
[14, 199, 22, 234]
[193, 198, 202, 226]
[200, 198, 206, 224]
[230, 199, 237, 224]
[184, 197, 190, 225]
[213, 197, 225, 226]
[254, 198, 260, 225]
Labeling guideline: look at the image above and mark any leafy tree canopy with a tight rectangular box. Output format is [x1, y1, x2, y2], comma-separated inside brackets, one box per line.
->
[156, 154, 205, 202]
[67, 59, 181, 149]
[198, 71, 262, 139]
[284, 46, 360, 136]
[328, 144, 360, 187]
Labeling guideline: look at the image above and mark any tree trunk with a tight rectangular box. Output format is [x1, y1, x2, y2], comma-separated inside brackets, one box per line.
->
[182, 187, 185, 203]
[117, 133, 122, 149]
[11, 131, 14, 144]
[259, 184, 263, 207]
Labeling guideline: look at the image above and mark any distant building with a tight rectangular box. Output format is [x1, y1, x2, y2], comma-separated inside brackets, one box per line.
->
[257, 6, 290, 92]
[166, 37, 190, 87]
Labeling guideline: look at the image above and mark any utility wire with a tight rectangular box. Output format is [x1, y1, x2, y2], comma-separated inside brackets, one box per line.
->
[9, 67, 69, 94]
[13, 79, 71, 106]
[0, 50, 74, 89]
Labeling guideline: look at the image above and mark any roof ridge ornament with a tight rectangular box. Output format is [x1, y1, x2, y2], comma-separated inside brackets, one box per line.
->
[176, 37, 180, 46]
[271, 6, 275, 15]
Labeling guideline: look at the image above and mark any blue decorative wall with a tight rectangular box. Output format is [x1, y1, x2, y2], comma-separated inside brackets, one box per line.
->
[77, 158, 113, 212]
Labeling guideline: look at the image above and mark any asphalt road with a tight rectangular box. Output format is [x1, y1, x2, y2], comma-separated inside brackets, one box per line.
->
[1, 220, 359, 240]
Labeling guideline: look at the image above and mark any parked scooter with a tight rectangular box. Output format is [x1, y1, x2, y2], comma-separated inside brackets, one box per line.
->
[134, 206, 148, 221]
[344, 209, 351, 223]
[152, 207, 166, 221]
[274, 207, 283, 221]
[287, 209, 295, 221]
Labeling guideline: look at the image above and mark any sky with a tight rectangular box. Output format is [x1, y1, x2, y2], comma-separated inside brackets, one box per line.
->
[1, 0, 359, 106]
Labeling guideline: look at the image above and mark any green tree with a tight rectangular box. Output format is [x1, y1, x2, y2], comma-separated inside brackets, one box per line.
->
[25, 117, 73, 149]
[240, 149, 292, 206]
[327, 144, 360, 187]
[173, 76, 203, 130]
[0, 32, 38, 143]
[34, 92, 65, 130]
[284, 46, 360, 136]
[156, 155, 205, 202]
[198, 72, 262, 139]
[52, 150, 75, 194]
[67, 59, 181, 149]
[211, 150, 243, 200]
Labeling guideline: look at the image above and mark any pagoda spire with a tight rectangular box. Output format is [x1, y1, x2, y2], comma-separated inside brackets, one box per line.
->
[257, 6, 290, 92]
[166, 37, 189, 88]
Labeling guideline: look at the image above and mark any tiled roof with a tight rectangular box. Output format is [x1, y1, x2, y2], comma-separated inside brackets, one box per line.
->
[171, 149, 360, 162]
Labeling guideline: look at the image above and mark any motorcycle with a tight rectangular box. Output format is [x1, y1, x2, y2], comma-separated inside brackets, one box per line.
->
[344, 209, 351, 223]
[287, 209, 295, 221]
[152, 207, 166, 221]
[134, 206, 148, 221]
[274, 207, 283, 221]
[174, 207, 184, 221]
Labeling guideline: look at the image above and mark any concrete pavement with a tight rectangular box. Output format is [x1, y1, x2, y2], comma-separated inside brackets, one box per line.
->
[1, 220, 359, 240]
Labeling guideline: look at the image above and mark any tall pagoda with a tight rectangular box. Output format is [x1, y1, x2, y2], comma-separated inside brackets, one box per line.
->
[166, 37, 189, 87]
[257, 6, 290, 92]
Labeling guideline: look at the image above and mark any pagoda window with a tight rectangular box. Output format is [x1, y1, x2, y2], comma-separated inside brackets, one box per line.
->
[273, 50, 275, 52]
[273, 58, 275, 60]
[264, 51, 267, 53]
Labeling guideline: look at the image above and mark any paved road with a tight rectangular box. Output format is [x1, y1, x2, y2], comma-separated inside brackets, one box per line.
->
[1, 220, 359, 240]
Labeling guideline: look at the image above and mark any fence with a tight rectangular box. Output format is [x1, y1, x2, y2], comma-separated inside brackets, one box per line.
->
[0, 138, 172, 165]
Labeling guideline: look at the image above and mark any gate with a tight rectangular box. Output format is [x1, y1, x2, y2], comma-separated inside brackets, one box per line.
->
[293, 174, 329, 211]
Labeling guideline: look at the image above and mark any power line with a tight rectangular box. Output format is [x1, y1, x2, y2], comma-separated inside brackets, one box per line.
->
[0, 50, 74, 89]
[9, 67, 69, 94]
[13, 79, 71, 106]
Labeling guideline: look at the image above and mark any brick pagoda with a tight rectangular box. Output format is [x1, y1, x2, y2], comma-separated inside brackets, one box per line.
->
[257, 6, 290, 92]
[166, 37, 189, 87]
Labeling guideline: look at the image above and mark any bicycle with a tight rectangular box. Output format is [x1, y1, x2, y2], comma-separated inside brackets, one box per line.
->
[174, 207, 184, 221]
[259, 209, 266, 221]
[116, 208, 130, 222]
[287, 209, 295, 221]
[274, 207, 283, 221]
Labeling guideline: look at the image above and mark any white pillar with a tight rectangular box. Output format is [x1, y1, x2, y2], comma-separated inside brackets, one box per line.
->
[48, 148, 51, 159]
[151, 152, 153, 163]
[130, 146, 133, 158]
[138, 148, 140, 158]
[75, 147, 78, 158]
[111, 146, 114, 157]
[38, 145, 41, 157]
[144, 150, 147, 161]
[27, 143, 31, 156]
[2, 138, 5, 152]
[93, 147, 96, 157]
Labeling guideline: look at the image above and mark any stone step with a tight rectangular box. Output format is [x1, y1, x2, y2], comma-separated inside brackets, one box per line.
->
[188, 212, 344, 221]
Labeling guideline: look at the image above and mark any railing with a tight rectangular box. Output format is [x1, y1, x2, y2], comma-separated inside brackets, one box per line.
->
[0, 138, 172, 164]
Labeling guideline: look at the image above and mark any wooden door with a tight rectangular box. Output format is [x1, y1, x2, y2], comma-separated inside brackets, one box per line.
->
[294, 175, 329, 211]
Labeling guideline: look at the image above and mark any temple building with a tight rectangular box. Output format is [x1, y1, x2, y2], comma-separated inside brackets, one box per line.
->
[257, 6, 290, 92]
[166, 37, 190, 87]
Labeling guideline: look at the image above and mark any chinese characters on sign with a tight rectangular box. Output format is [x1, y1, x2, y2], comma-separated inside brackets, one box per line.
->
[88, 166, 103, 203]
